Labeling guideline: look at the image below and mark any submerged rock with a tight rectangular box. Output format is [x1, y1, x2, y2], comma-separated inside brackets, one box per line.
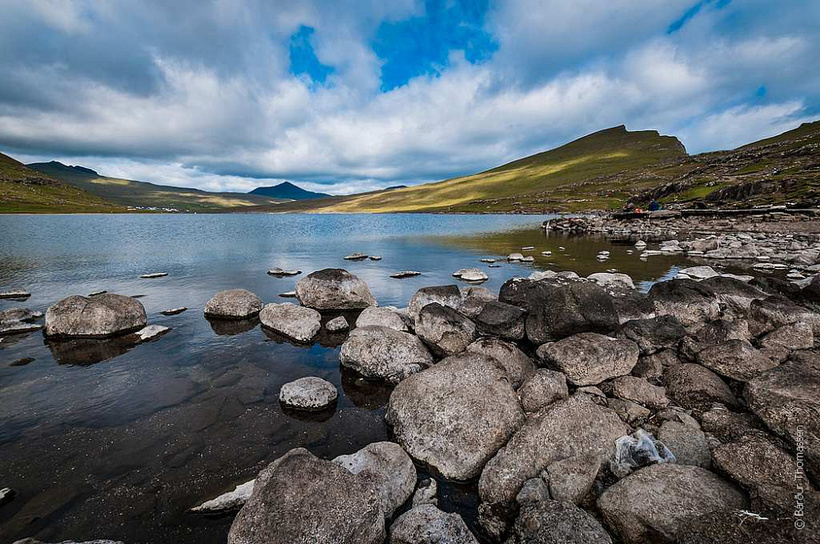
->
[537, 332, 639, 386]
[279, 377, 338, 411]
[0, 288, 30, 299]
[340, 325, 433, 383]
[140, 272, 168, 278]
[259, 303, 322, 343]
[267, 268, 301, 277]
[296, 268, 376, 310]
[160, 307, 187, 315]
[227, 448, 385, 544]
[597, 464, 747, 544]
[386, 352, 524, 481]
[390, 271, 422, 279]
[204, 289, 263, 320]
[389, 504, 478, 544]
[333, 441, 416, 519]
[130, 324, 170, 343]
[45, 294, 147, 338]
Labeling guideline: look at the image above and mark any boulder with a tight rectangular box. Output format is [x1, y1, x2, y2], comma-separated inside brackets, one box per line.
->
[204, 289, 263, 320]
[192, 480, 255, 513]
[617, 315, 687, 355]
[631, 352, 668, 381]
[227, 448, 385, 544]
[517, 369, 568, 413]
[386, 352, 525, 481]
[411, 478, 438, 507]
[677, 266, 719, 281]
[279, 377, 338, 411]
[758, 321, 814, 351]
[459, 286, 497, 319]
[333, 442, 416, 519]
[408, 285, 462, 321]
[648, 279, 721, 327]
[340, 326, 433, 384]
[499, 278, 619, 343]
[325, 315, 349, 332]
[545, 454, 600, 504]
[45, 294, 147, 338]
[658, 421, 711, 468]
[588, 272, 634, 290]
[537, 332, 639, 386]
[597, 464, 747, 544]
[415, 303, 477, 357]
[610, 376, 668, 409]
[259, 303, 322, 343]
[295, 269, 376, 310]
[465, 337, 535, 389]
[607, 398, 651, 426]
[474, 300, 526, 340]
[750, 295, 820, 335]
[479, 395, 628, 511]
[679, 319, 752, 360]
[0, 307, 44, 335]
[712, 432, 816, 513]
[744, 351, 820, 481]
[389, 504, 478, 544]
[606, 285, 657, 324]
[699, 406, 761, 442]
[696, 339, 777, 382]
[506, 499, 613, 544]
[453, 268, 488, 283]
[663, 363, 739, 410]
[356, 306, 408, 331]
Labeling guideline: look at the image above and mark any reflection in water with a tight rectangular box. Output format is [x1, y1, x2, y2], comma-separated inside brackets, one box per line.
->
[280, 403, 337, 422]
[207, 316, 260, 336]
[340, 367, 393, 410]
[46, 336, 135, 365]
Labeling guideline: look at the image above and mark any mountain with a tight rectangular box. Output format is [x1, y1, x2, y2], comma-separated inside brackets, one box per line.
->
[270, 125, 688, 213]
[27, 161, 287, 212]
[0, 152, 124, 213]
[249, 181, 330, 200]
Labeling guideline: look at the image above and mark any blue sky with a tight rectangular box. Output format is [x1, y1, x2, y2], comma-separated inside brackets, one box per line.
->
[0, 0, 818, 194]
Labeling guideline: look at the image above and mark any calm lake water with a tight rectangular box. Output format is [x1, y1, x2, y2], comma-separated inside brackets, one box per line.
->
[0, 213, 700, 543]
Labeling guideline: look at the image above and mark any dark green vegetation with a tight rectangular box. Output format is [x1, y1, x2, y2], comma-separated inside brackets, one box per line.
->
[26, 161, 286, 212]
[0, 153, 125, 213]
[249, 181, 330, 200]
[262, 121, 820, 214]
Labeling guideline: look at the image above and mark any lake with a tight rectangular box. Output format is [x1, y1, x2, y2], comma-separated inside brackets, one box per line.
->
[0, 213, 696, 543]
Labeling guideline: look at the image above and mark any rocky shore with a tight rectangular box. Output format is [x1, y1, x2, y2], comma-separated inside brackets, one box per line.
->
[7, 262, 820, 544]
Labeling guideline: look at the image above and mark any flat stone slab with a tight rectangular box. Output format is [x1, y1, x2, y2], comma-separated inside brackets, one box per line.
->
[391, 271, 422, 279]
[267, 268, 301, 277]
[140, 272, 168, 279]
[161, 307, 187, 315]
[0, 289, 30, 299]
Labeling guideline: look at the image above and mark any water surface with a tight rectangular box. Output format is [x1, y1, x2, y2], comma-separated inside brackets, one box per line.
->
[0, 213, 701, 543]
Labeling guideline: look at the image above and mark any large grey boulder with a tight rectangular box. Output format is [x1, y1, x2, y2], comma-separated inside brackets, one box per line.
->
[466, 337, 535, 389]
[479, 395, 628, 512]
[356, 306, 408, 331]
[386, 352, 525, 481]
[712, 432, 816, 513]
[617, 315, 687, 355]
[506, 499, 613, 544]
[679, 319, 752, 361]
[389, 504, 478, 544]
[696, 339, 777, 381]
[333, 442, 416, 519]
[700, 276, 768, 314]
[750, 295, 820, 335]
[295, 268, 376, 310]
[499, 278, 619, 343]
[517, 369, 568, 413]
[648, 279, 721, 326]
[204, 289, 263, 320]
[744, 351, 820, 481]
[597, 464, 747, 544]
[259, 303, 322, 343]
[45, 294, 147, 337]
[408, 285, 462, 321]
[460, 286, 497, 319]
[658, 421, 711, 468]
[611, 376, 668, 409]
[415, 302, 477, 357]
[227, 448, 385, 544]
[340, 326, 433, 384]
[474, 300, 526, 340]
[663, 363, 739, 410]
[279, 377, 337, 411]
[537, 332, 639, 386]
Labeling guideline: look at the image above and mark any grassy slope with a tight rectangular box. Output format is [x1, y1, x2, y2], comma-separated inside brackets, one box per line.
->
[0, 153, 125, 213]
[27, 162, 287, 212]
[271, 126, 688, 213]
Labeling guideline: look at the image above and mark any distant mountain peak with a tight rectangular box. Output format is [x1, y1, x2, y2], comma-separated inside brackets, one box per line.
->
[38, 161, 99, 177]
[249, 181, 330, 200]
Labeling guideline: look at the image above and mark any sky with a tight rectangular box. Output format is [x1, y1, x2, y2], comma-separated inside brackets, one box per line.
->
[0, 0, 819, 195]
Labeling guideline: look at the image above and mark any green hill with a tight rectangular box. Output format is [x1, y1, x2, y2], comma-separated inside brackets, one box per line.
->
[249, 181, 330, 200]
[27, 161, 288, 212]
[0, 152, 125, 213]
[270, 125, 689, 213]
